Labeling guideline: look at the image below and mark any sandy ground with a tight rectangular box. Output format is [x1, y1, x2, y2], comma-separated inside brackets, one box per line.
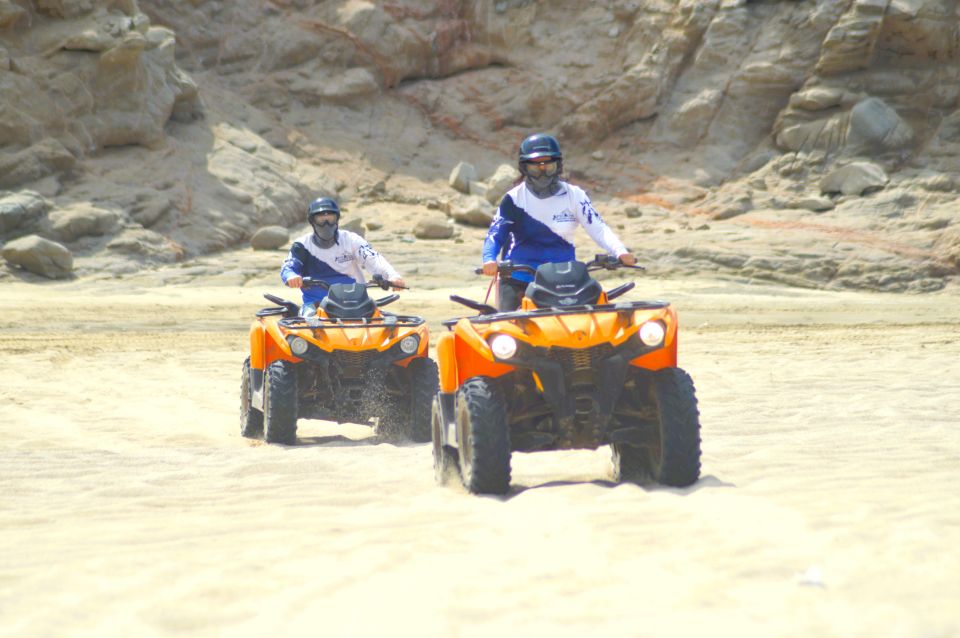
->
[2, 266, 959, 637]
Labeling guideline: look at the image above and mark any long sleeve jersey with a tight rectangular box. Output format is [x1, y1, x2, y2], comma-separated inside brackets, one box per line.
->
[482, 181, 628, 282]
[280, 230, 401, 305]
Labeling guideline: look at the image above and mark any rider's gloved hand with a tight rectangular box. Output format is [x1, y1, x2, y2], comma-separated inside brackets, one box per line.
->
[481, 261, 498, 276]
[286, 276, 303, 288]
[390, 278, 406, 290]
[618, 253, 637, 266]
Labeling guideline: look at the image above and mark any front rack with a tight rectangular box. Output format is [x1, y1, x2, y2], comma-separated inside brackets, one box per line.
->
[442, 300, 670, 328]
[280, 313, 425, 330]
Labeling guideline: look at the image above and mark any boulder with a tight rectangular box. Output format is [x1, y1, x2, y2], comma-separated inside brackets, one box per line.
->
[129, 195, 172, 228]
[2, 234, 73, 279]
[791, 195, 835, 212]
[414, 215, 454, 239]
[484, 164, 520, 204]
[0, 140, 77, 189]
[250, 226, 289, 250]
[789, 87, 845, 111]
[847, 98, 913, 151]
[468, 180, 488, 200]
[449, 162, 476, 194]
[47, 205, 122, 242]
[0, 191, 50, 234]
[106, 228, 183, 262]
[820, 162, 888, 196]
[450, 196, 495, 227]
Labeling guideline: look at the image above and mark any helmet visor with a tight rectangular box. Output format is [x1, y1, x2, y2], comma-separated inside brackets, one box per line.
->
[310, 212, 338, 228]
[523, 160, 559, 177]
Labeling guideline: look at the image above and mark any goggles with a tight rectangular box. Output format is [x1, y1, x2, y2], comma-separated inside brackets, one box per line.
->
[311, 213, 338, 227]
[523, 159, 559, 177]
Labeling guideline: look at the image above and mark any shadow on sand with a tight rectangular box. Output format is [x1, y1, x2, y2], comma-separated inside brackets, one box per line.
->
[500, 473, 735, 501]
[291, 434, 431, 448]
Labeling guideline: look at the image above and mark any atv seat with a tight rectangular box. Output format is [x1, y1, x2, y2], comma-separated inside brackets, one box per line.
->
[320, 283, 376, 319]
[524, 261, 602, 308]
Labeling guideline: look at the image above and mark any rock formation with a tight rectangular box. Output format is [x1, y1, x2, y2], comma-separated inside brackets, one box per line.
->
[1, 0, 958, 292]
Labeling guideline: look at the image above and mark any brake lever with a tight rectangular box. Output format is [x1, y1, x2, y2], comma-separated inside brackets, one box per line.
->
[371, 275, 408, 290]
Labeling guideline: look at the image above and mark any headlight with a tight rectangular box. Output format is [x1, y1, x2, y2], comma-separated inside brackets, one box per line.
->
[638, 321, 665, 347]
[489, 334, 518, 359]
[399, 335, 420, 354]
[290, 336, 310, 356]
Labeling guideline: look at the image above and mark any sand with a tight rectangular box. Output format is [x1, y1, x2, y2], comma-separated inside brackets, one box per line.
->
[2, 270, 959, 637]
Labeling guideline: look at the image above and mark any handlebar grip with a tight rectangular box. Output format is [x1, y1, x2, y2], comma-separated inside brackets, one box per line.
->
[474, 267, 484, 275]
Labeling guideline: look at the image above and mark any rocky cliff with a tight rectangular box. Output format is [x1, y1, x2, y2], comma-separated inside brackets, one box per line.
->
[2, 0, 958, 291]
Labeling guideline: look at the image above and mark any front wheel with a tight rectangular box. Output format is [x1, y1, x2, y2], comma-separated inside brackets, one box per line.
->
[379, 357, 438, 442]
[264, 360, 298, 445]
[613, 367, 701, 487]
[456, 377, 511, 495]
[432, 397, 459, 485]
[406, 357, 439, 442]
[240, 357, 263, 439]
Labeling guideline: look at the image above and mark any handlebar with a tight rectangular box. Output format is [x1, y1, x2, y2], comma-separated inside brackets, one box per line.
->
[586, 254, 646, 272]
[301, 274, 407, 290]
[477, 255, 644, 277]
[474, 261, 537, 277]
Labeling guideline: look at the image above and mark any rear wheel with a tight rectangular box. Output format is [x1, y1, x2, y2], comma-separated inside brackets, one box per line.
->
[240, 357, 263, 439]
[432, 397, 459, 485]
[613, 367, 701, 487]
[456, 377, 511, 495]
[264, 360, 298, 445]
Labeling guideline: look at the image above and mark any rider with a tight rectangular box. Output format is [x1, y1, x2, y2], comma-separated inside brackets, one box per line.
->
[281, 197, 406, 316]
[481, 133, 637, 311]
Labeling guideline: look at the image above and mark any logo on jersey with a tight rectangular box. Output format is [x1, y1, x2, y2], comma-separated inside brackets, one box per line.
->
[552, 211, 576, 223]
[581, 200, 601, 225]
[357, 244, 377, 261]
[335, 253, 355, 264]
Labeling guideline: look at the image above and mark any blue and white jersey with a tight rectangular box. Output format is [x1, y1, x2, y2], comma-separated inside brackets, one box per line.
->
[280, 230, 401, 305]
[482, 181, 628, 282]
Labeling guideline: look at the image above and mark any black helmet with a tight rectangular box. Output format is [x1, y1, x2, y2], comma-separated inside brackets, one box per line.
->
[307, 197, 340, 246]
[307, 197, 340, 221]
[518, 133, 562, 163]
[519, 133, 563, 198]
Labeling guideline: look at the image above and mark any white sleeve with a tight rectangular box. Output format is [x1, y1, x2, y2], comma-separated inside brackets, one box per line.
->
[572, 187, 628, 257]
[348, 233, 401, 281]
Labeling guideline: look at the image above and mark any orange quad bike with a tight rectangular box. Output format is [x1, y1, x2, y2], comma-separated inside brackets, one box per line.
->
[241, 275, 437, 445]
[432, 256, 701, 495]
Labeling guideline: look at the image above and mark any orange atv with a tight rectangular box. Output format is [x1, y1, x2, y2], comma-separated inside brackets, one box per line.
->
[241, 275, 437, 445]
[432, 256, 701, 494]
